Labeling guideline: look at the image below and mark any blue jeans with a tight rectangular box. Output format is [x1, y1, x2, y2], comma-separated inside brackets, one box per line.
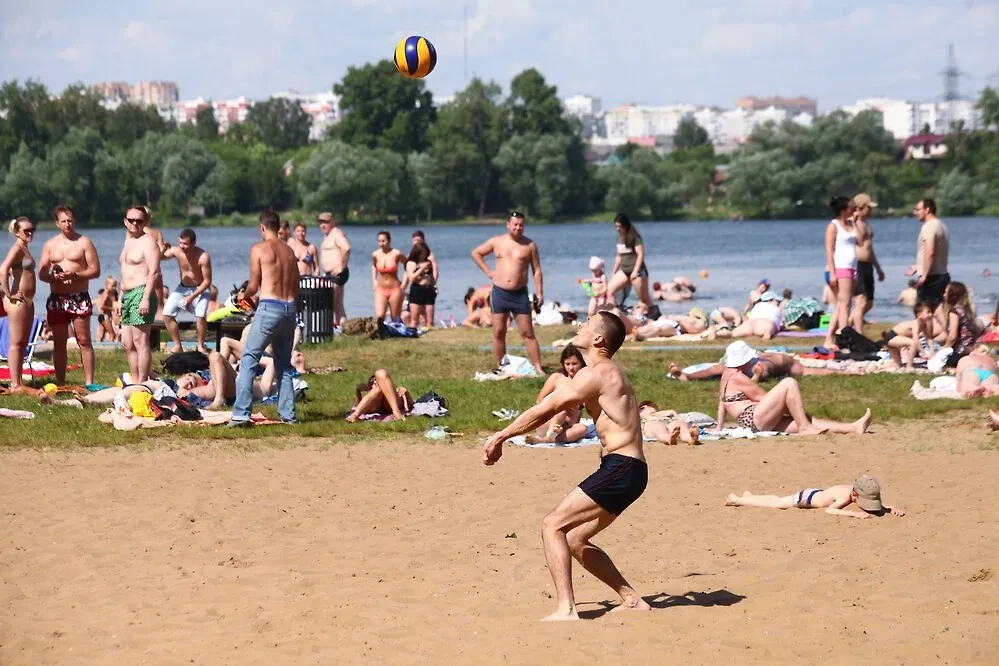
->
[231, 299, 298, 423]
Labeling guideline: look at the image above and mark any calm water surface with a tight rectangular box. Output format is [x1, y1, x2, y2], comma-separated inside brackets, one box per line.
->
[24, 217, 999, 332]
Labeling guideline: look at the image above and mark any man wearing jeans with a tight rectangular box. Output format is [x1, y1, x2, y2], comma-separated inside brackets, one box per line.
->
[229, 209, 301, 427]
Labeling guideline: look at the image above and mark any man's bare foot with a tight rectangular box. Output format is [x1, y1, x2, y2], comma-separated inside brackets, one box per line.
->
[987, 410, 999, 431]
[610, 597, 652, 613]
[540, 609, 580, 622]
[853, 408, 873, 434]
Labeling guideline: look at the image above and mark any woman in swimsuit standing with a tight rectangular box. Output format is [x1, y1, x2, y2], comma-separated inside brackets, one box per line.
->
[823, 196, 858, 350]
[714, 341, 872, 436]
[607, 213, 652, 307]
[371, 231, 406, 322]
[0, 217, 37, 392]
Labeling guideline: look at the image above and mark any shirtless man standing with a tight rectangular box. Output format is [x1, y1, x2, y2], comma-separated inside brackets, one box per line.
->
[317, 212, 351, 326]
[851, 193, 885, 333]
[289, 222, 319, 276]
[161, 228, 213, 353]
[117, 205, 161, 382]
[37, 205, 101, 386]
[229, 209, 301, 427]
[471, 212, 545, 374]
[484, 312, 650, 621]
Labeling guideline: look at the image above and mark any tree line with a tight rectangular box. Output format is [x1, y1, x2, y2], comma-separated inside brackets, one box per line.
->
[1, 69, 997, 225]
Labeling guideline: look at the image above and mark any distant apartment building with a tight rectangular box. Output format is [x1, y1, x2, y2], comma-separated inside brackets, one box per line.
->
[840, 97, 982, 140]
[174, 96, 251, 133]
[90, 80, 180, 122]
[604, 103, 697, 145]
[90, 81, 132, 102]
[563, 94, 602, 118]
[131, 81, 179, 107]
[737, 95, 818, 116]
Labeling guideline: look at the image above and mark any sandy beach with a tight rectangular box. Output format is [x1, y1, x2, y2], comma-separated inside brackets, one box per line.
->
[3, 416, 998, 665]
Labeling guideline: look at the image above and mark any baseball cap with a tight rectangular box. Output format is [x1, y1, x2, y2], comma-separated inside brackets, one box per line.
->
[589, 256, 605, 271]
[723, 340, 758, 368]
[759, 277, 770, 288]
[853, 475, 884, 512]
[853, 193, 878, 209]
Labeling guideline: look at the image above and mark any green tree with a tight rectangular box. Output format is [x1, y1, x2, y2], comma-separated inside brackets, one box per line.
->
[45, 127, 106, 221]
[0, 80, 55, 169]
[673, 118, 710, 151]
[978, 87, 999, 128]
[296, 141, 404, 221]
[428, 78, 504, 218]
[726, 149, 797, 218]
[333, 61, 436, 154]
[194, 106, 220, 143]
[0, 142, 52, 220]
[104, 102, 171, 149]
[505, 68, 571, 136]
[245, 98, 312, 152]
[937, 168, 976, 215]
[493, 133, 581, 220]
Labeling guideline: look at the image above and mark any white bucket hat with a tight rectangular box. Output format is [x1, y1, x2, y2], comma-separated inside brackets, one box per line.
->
[723, 340, 758, 368]
[589, 256, 605, 271]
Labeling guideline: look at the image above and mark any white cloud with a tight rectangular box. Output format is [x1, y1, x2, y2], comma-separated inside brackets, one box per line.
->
[702, 22, 801, 56]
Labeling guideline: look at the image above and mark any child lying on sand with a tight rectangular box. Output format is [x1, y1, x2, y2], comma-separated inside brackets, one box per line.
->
[725, 475, 904, 519]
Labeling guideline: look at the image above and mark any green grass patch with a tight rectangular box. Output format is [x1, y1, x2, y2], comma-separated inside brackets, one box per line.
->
[1, 325, 996, 449]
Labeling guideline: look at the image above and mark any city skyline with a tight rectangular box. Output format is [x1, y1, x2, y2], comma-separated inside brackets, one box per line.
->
[2, 1, 997, 111]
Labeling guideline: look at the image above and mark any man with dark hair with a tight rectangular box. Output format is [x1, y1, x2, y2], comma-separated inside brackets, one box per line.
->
[161, 228, 213, 353]
[483, 311, 650, 621]
[229, 209, 300, 426]
[851, 193, 885, 334]
[38, 204, 101, 386]
[117, 205, 161, 382]
[907, 197, 950, 308]
[471, 212, 545, 374]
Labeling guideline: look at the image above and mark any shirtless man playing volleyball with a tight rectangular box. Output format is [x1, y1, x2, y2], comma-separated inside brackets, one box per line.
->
[484, 311, 650, 621]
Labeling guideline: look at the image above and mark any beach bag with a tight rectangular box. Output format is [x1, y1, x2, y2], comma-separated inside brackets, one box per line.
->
[340, 317, 382, 339]
[835, 326, 879, 356]
[153, 395, 202, 421]
[412, 390, 449, 417]
[379, 321, 421, 338]
[162, 350, 210, 375]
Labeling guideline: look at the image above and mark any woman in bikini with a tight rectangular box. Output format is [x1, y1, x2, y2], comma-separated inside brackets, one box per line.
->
[639, 401, 700, 445]
[955, 351, 999, 398]
[371, 231, 406, 322]
[0, 217, 37, 392]
[714, 341, 872, 436]
[940, 281, 981, 368]
[823, 196, 858, 350]
[406, 242, 437, 329]
[525, 344, 588, 444]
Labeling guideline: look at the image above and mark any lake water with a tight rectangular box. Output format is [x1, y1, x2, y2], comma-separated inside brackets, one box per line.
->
[23, 217, 999, 331]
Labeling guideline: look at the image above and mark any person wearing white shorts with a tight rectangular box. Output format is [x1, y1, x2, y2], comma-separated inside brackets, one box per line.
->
[161, 228, 213, 353]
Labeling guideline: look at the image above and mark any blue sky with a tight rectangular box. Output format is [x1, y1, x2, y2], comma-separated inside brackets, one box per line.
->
[2, 0, 997, 111]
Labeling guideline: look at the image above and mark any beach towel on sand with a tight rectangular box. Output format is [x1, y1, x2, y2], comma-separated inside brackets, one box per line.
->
[99, 409, 280, 431]
[910, 377, 962, 400]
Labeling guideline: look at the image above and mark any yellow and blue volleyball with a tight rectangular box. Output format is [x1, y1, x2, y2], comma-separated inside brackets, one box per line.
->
[394, 36, 437, 79]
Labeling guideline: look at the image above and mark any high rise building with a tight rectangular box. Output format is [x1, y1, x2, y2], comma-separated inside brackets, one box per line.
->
[130, 81, 179, 107]
[737, 95, 818, 115]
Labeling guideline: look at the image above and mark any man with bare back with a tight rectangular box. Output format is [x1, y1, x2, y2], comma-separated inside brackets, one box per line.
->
[483, 311, 650, 621]
[229, 209, 301, 427]
[38, 205, 101, 386]
[117, 206, 161, 382]
[289, 221, 319, 277]
[317, 212, 351, 326]
[851, 193, 884, 333]
[471, 212, 545, 374]
[161, 228, 213, 353]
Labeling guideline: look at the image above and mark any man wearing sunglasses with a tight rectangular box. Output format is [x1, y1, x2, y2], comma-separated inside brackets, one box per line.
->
[117, 205, 162, 383]
[471, 211, 545, 374]
[38, 205, 101, 387]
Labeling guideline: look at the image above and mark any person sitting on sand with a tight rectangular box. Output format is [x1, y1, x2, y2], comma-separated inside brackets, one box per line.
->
[714, 340, 872, 436]
[638, 401, 699, 445]
[346, 368, 412, 422]
[526, 345, 588, 444]
[955, 351, 999, 398]
[882, 301, 942, 369]
[725, 474, 905, 518]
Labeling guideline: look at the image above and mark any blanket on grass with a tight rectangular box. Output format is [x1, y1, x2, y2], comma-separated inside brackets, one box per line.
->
[98, 409, 281, 431]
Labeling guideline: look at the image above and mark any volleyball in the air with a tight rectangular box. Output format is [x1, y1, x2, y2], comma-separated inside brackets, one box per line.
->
[393, 35, 437, 79]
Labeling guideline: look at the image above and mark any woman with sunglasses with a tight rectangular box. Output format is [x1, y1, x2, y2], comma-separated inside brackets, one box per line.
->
[1, 217, 37, 391]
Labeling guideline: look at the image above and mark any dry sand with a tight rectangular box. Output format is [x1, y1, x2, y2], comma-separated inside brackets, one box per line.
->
[3, 417, 999, 665]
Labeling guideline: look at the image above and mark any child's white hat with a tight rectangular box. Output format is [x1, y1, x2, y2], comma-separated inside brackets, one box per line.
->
[589, 256, 605, 271]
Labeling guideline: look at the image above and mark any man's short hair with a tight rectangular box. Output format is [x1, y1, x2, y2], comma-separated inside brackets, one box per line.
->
[294, 221, 307, 230]
[127, 205, 149, 221]
[279, 220, 291, 230]
[179, 228, 196, 243]
[260, 209, 281, 232]
[54, 205, 75, 220]
[920, 198, 937, 215]
[594, 311, 626, 355]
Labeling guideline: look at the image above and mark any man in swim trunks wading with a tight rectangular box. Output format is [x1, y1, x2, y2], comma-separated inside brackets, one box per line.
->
[484, 311, 651, 621]
[118, 205, 162, 382]
[37, 205, 101, 386]
[471, 212, 545, 374]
